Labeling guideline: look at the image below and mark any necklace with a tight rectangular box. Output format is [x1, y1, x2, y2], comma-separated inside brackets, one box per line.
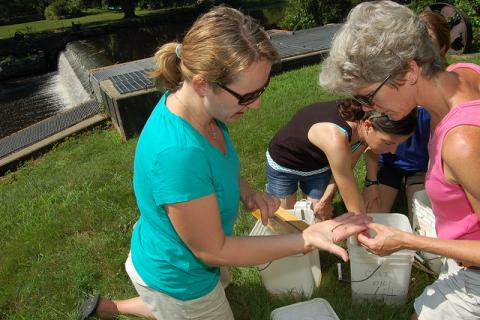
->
[172, 93, 218, 141]
[209, 121, 218, 140]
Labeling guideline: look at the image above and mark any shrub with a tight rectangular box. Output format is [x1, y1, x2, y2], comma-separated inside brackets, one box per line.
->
[279, 0, 355, 31]
[279, 0, 318, 30]
[44, 0, 82, 20]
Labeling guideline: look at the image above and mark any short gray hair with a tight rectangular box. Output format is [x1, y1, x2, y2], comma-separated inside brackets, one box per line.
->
[319, 1, 443, 96]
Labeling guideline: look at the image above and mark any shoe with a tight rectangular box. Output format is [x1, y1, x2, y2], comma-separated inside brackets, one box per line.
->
[79, 294, 100, 320]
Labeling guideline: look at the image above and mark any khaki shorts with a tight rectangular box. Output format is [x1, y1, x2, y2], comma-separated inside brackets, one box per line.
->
[125, 253, 234, 320]
[414, 258, 480, 320]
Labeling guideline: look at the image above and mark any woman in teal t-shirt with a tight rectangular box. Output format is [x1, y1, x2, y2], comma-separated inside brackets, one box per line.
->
[80, 6, 371, 320]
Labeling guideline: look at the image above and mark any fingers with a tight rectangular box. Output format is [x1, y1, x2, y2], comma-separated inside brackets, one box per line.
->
[328, 243, 349, 262]
[314, 206, 333, 222]
[329, 214, 372, 242]
[334, 212, 372, 224]
[333, 212, 355, 223]
[357, 232, 376, 248]
[253, 192, 279, 225]
[331, 221, 369, 242]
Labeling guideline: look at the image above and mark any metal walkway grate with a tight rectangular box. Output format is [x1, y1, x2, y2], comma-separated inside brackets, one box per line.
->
[110, 70, 154, 94]
[0, 100, 100, 159]
[269, 24, 342, 59]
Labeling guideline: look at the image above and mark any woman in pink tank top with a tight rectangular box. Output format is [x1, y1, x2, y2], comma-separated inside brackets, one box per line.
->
[320, 1, 480, 319]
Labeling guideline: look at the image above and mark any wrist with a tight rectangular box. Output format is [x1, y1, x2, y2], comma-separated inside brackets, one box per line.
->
[300, 230, 315, 253]
[241, 190, 256, 204]
[318, 197, 333, 205]
[364, 178, 379, 188]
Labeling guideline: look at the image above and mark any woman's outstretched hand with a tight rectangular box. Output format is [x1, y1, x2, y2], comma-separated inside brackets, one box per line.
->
[302, 213, 372, 262]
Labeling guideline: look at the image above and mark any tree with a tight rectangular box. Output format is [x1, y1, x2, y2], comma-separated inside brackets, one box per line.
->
[120, 0, 136, 18]
[102, 0, 137, 18]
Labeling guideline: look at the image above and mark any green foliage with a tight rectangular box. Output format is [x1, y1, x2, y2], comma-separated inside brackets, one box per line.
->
[0, 0, 48, 19]
[279, 0, 354, 31]
[407, 0, 432, 13]
[278, 0, 317, 30]
[453, 0, 480, 51]
[44, 0, 83, 20]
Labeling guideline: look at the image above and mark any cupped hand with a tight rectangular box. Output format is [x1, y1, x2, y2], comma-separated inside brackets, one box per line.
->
[243, 192, 280, 225]
[302, 213, 372, 262]
[313, 200, 333, 221]
[357, 222, 407, 256]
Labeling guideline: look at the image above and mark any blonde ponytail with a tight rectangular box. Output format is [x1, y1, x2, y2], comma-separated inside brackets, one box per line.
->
[149, 42, 182, 91]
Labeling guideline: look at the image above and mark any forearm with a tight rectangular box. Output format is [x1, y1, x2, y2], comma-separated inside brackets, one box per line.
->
[200, 233, 308, 267]
[336, 177, 365, 214]
[342, 191, 366, 215]
[402, 233, 480, 265]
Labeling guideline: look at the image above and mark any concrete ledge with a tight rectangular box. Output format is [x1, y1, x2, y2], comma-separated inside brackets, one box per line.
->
[0, 114, 107, 174]
[100, 79, 160, 140]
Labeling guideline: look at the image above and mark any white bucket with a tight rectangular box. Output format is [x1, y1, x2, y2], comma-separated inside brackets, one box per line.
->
[412, 190, 442, 274]
[270, 298, 339, 320]
[348, 213, 414, 304]
[250, 216, 321, 298]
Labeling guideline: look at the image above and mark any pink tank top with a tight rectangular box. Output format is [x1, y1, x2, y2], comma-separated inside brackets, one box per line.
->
[425, 63, 480, 240]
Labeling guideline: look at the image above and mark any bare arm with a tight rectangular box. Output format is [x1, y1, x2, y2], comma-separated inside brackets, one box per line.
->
[363, 149, 382, 212]
[309, 123, 366, 215]
[358, 125, 480, 265]
[167, 195, 371, 266]
[359, 223, 480, 265]
[442, 125, 480, 218]
[314, 177, 336, 220]
[315, 141, 367, 219]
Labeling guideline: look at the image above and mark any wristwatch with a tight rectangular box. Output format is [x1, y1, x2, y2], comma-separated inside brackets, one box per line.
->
[364, 178, 379, 187]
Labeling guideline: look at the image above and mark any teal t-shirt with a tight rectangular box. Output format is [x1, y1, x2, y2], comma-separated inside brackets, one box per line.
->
[131, 93, 240, 300]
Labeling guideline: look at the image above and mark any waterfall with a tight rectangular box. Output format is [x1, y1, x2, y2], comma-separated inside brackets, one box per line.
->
[0, 41, 111, 139]
[57, 52, 90, 108]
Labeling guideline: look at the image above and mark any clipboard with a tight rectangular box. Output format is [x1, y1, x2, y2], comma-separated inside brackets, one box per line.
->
[251, 207, 310, 234]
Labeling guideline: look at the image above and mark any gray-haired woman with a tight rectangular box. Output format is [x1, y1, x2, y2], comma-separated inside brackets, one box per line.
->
[320, 1, 480, 319]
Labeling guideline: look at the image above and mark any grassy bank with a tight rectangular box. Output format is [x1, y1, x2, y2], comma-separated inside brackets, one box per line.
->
[0, 0, 286, 40]
[0, 63, 436, 319]
[0, 8, 186, 39]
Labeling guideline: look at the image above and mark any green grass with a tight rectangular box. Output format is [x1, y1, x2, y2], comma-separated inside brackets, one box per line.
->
[0, 64, 436, 319]
[0, 1, 287, 40]
[0, 7, 195, 40]
[0, 9, 121, 39]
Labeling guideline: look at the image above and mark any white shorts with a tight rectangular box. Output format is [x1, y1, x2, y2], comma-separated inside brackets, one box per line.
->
[125, 252, 234, 320]
[414, 258, 480, 320]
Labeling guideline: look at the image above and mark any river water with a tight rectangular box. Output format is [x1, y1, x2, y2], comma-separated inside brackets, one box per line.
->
[0, 5, 285, 140]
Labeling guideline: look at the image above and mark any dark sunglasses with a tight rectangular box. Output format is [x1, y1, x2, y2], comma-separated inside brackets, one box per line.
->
[216, 77, 270, 106]
[352, 74, 391, 107]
